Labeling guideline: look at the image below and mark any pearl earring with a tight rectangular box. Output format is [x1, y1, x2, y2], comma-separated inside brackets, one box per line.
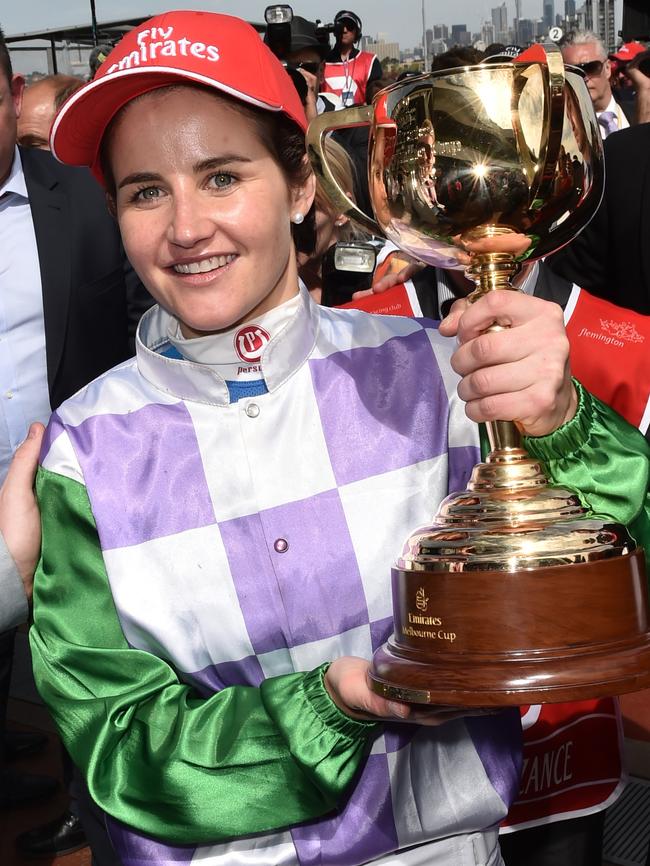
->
[292, 212, 305, 225]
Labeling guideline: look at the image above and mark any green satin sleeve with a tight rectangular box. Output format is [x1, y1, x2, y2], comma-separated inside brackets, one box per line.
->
[30, 467, 377, 845]
[523, 381, 650, 563]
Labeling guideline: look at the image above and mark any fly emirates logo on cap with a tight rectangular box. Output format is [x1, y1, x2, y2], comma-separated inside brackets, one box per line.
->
[105, 25, 220, 74]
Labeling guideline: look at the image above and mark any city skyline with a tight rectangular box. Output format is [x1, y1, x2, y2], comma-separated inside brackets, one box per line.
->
[3, 0, 624, 49]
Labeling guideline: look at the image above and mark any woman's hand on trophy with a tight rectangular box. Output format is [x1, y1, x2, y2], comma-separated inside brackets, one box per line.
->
[324, 657, 496, 726]
[439, 290, 578, 437]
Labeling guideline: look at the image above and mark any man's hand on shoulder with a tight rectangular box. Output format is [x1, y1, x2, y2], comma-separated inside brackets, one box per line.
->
[0, 423, 45, 602]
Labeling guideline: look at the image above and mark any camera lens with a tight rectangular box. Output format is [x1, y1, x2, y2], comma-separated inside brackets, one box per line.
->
[295, 62, 321, 74]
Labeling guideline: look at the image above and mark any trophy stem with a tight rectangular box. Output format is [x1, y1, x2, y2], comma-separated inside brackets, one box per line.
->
[465, 249, 522, 301]
[465, 250, 529, 465]
[486, 419, 522, 452]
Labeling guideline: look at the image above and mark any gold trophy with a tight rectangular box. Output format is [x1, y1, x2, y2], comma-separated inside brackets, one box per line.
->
[307, 44, 650, 705]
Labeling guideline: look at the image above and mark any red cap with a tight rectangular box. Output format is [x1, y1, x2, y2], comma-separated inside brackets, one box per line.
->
[50, 11, 308, 184]
[610, 41, 647, 62]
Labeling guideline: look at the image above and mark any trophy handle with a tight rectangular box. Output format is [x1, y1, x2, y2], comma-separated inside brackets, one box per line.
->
[529, 42, 566, 206]
[306, 106, 381, 236]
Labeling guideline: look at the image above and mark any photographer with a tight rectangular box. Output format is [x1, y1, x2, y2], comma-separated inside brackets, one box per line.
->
[265, 10, 343, 120]
[610, 41, 650, 125]
[322, 10, 382, 107]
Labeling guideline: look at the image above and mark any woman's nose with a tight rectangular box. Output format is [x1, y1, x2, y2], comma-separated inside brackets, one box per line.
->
[166, 192, 215, 248]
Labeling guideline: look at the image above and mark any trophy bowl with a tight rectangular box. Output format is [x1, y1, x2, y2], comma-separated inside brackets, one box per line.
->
[307, 44, 604, 289]
[307, 45, 650, 706]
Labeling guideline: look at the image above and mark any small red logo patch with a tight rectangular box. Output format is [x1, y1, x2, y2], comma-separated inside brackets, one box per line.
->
[233, 325, 270, 363]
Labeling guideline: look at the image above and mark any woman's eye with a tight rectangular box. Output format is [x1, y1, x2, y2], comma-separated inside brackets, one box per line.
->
[210, 172, 235, 190]
[134, 186, 162, 202]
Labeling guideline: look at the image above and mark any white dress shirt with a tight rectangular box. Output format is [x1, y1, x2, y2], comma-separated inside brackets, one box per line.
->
[0, 147, 51, 482]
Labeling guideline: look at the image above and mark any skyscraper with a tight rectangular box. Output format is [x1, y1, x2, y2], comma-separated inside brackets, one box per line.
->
[514, 0, 522, 41]
[518, 18, 535, 43]
[451, 24, 468, 44]
[543, 0, 555, 30]
[491, 3, 508, 41]
[585, 0, 616, 52]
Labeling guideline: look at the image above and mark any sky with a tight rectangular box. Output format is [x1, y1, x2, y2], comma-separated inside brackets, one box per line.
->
[4, 0, 623, 72]
[4, 0, 623, 44]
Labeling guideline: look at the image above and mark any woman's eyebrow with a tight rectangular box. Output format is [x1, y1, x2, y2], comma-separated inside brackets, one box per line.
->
[193, 155, 253, 173]
[117, 171, 162, 190]
[117, 157, 254, 189]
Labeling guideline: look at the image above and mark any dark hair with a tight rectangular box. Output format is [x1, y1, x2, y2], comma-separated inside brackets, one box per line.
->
[431, 46, 484, 71]
[483, 43, 506, 58]
[246, 101, 316, 255]
[99, 85, 316, 254]
[0, 25, 13, 84]
[366, 76, 392, 103]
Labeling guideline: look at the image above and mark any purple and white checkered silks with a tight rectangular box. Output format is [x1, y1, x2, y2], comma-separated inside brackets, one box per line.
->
[44, 297, 517, 865]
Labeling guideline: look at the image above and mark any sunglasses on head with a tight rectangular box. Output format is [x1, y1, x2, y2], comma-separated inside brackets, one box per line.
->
[574, 59, 605, 76]
[339, 20, 357, 31]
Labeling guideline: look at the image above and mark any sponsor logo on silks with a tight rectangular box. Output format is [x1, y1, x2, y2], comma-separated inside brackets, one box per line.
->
[599, 319, 645, 343]
[234, 325, 271, 364]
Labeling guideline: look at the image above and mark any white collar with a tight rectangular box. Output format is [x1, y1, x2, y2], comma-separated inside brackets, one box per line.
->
[598, 95, 621, 118]
[0, 147, 28, 201]
[135, 285, 320, 405]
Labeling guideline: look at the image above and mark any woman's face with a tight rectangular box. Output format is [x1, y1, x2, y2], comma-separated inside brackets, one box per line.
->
[108, 87, 314, 337]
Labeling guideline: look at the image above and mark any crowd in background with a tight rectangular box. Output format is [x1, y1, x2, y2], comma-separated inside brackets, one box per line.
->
[1, 6, 650, 866]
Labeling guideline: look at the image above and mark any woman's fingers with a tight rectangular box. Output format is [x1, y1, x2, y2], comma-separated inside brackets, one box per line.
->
[325, 657, 410, 720]
[452, 290, 565, 344]
[439, 291, 576, 436]
[451, 325, 531, 377]
[324, 658, 494, 727]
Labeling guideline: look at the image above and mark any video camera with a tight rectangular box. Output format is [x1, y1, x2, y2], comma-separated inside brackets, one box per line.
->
[264, 5, 334, 62]
[264, 5, 334, 103]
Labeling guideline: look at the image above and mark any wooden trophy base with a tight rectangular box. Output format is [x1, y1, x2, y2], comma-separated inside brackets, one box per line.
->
[369, 549, 650, 706]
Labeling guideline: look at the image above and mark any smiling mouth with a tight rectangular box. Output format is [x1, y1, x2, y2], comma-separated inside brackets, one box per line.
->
[173, 254, 236, 275]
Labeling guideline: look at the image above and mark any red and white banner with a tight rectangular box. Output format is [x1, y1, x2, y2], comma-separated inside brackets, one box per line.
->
[564, 285, 650, 434]
[501, 698, 624, 830]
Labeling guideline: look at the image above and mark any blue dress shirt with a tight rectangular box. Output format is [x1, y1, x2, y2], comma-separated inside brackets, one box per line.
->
[0, 147, 51, 483]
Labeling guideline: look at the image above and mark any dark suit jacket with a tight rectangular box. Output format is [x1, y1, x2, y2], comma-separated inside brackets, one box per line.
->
[547, 124, 650, 315]
[20, 146, 152, 410]
[412, 260, 573, 320]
